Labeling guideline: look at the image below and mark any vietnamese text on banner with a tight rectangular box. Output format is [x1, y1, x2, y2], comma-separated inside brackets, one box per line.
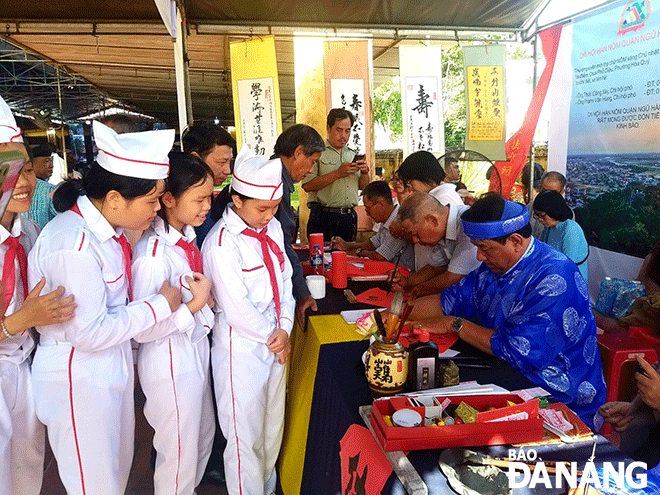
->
[463, 45, 507, 161]
[398, 45, 444, 158]
[549, 0, 660, 261]
[230, 36, 282, 155]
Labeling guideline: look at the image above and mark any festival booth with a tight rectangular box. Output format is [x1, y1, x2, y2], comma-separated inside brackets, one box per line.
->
[2, 1, 659, 494]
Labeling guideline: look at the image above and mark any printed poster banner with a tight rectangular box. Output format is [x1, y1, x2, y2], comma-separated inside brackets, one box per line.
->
[398, 45, 444, 158]
[330, 78, 367, 154]
[230, 36, 282, 155]
[463, 45, 507, 161]
[324, 40, 372, 160]
[549, 0, 660, 259]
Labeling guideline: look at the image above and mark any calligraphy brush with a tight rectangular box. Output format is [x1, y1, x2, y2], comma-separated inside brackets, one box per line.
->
[372, 309, 388, 340]
[386, 247, 404, 292]
[390, 293, 416, 343]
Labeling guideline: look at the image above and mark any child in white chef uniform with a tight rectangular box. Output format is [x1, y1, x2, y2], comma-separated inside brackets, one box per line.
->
[0, 95, 76, 495]
[132, 151, 215, 494]
[28, 121, 210, 495]
[202, 145, 294, 495]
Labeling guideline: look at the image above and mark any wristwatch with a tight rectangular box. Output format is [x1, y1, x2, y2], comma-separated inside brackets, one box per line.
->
[451, 317, 463, 336]
[355, 247, 363, 256]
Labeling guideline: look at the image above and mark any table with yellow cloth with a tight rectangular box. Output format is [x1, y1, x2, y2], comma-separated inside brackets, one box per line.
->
[279, 314, 364, 494]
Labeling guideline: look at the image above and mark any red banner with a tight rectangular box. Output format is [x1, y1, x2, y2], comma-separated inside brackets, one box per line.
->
[340, 424, 392, 495]
[490, 25, 563, 199]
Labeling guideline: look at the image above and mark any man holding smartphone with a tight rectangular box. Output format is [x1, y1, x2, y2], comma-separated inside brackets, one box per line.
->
[302, 108, 370, 241]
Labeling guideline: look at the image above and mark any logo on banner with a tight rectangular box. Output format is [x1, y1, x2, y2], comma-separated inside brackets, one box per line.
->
[619, 0, 651, 36]
[506, 449, 648, 490]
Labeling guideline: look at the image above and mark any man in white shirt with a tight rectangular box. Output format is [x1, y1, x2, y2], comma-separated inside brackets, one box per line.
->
[392, 150, 463, 270]
[331, 181, 414, 270]
[391, 192, 480, 297]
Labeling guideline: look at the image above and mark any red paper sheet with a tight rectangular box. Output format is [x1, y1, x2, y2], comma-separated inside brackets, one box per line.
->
[340, 424, 392, 495]
[355, 288, 394, 308]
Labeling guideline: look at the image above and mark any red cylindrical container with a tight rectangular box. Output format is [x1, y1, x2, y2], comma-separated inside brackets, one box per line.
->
[331, 250, 348, 289]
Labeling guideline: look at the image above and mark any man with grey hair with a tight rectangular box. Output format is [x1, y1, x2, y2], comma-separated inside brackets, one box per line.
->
[391, 192, 479, 297]
[273, 124, 326, 326]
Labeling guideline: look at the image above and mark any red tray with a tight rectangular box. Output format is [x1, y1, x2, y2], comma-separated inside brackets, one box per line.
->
[370, 394, 543, 452]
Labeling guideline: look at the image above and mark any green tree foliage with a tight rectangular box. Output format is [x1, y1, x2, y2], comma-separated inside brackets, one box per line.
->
[373, 78, 402, 142]
[575, 185, 660, 258]
[442, 45, 466, 149]
[372, 41, 532, 151]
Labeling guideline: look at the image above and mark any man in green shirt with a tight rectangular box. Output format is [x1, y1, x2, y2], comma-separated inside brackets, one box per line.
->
[302, 108, 370, 241]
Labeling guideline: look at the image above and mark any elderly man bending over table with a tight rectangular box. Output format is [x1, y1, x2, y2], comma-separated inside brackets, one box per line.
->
[410, 193, 607, 429]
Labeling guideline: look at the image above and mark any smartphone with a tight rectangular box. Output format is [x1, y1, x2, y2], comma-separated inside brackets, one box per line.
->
[352, 154, 365, 163]
[0, 150, 27, 220]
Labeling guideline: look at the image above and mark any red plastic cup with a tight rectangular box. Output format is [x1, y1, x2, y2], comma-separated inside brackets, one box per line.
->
[331, 250, 348, 289]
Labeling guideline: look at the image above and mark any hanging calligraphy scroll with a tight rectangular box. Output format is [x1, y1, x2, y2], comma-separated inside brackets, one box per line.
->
[237, 78, 278, 156]
[230, 36, 282, 154]
[463, 45, 507, 161]
[323, 40, 373, 161]
[404, 76, 441, 153]
[330, 78, 367, 154]
[398, 45, 444, 158]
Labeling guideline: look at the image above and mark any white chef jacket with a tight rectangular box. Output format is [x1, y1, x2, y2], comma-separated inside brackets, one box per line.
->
[0, 215, 44, 495]
[0, 215, 40, 363]
[202, 206, 295, 341]
[202, 204, 294, 495]
[132, 216, 215, 495]
[27, 195, 173, 350]
[132, 216, 213, 344]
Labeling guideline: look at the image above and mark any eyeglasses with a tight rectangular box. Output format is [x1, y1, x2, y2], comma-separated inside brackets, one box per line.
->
[533, 211, 547, 220]
[363, 199, 380, 212]
[390, 177, 411, 191]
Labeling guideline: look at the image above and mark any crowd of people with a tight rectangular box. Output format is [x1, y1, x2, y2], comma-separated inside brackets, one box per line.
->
[0, 93, 657, 495]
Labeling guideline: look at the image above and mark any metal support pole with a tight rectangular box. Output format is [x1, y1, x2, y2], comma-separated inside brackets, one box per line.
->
[530, 26, 539, 200]
[56, 67, 68, 177]
[173, 5, 193, 147]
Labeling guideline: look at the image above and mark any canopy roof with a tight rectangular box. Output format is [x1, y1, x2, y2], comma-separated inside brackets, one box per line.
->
[4, 0, 545, 30]
[1, 0, 548, 128]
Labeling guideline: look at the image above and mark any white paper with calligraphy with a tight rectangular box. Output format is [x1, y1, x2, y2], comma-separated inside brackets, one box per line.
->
[404, 76, 441, 153]
[330, 78, 366, 154]
[237, 77, 278, 156]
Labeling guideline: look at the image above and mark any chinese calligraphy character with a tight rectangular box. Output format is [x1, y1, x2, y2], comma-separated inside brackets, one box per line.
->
[250, 82, 262, 99]
[373, 359, 393, 383]
[344, 453, 368, 495]
[350, 94, 362, 115]
[341, 94, 347, 109]
[412, 84, 433, 119]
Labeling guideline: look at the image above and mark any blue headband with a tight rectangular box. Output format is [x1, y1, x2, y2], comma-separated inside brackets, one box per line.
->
[461, 200, 529, 241]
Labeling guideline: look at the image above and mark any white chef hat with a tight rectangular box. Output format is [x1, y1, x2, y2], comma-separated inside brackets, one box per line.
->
[0, 96, 23, 144]
[92, 120, 174, 180]
[231, 145, 283, 200]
